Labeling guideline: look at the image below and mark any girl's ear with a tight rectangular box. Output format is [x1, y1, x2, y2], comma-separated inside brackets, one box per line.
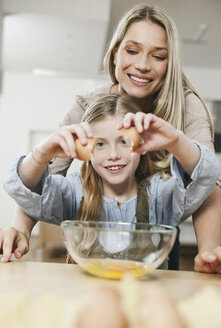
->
[113, 47, 118, 66]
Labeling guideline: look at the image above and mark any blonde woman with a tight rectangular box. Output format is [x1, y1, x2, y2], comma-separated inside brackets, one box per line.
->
[2, 4, 221, 272]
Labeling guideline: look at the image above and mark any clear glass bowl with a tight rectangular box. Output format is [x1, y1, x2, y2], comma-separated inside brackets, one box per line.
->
[61, 221, 177, 280]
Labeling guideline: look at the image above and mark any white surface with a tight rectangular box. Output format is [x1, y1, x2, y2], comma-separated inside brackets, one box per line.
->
[2, 6, 110, 75]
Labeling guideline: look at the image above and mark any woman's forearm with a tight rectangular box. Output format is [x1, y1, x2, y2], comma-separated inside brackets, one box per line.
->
[193, 185, 221, 252]
[12, 205, 37, 240]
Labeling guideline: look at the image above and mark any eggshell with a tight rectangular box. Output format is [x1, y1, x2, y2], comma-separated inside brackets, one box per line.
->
[75, 138, 97, 161]
[76, 286, 128, 328]
[121, 127, 141, 150]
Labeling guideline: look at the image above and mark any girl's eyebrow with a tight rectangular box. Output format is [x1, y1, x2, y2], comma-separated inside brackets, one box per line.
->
[124, 40, 168, 51]
[95, 137, 108, 141]
[95, 135, 124, 141]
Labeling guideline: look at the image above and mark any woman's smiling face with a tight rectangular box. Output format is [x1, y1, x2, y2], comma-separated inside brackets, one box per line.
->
[113, 20, 168, 101]
[90, 115, 140, 192]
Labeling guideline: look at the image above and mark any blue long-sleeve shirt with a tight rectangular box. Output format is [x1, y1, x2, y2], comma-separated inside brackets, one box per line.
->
[3, 142, 220, 227]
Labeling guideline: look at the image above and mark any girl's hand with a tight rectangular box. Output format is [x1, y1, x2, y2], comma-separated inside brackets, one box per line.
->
[194, 247, 221, 273]
[34, 123, 92, 164]
[120, 112, 180, 154]
[0, 227, 29, 262]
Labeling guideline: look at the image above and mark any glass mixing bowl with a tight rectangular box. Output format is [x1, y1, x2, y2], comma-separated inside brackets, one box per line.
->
[61, 221, 177, 279]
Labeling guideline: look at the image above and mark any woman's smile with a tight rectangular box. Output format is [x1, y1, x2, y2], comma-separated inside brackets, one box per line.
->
[128, 73, 153, 87]
[114, 20, 168, 101]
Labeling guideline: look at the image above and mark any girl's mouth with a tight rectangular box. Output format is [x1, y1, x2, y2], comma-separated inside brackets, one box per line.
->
[104, 165, 126, 173]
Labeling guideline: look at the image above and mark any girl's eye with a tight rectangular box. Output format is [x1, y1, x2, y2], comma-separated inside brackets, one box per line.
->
[95, 141, 105, 149]
[120, 138, 129, 146]
[126, 49, 138, 55]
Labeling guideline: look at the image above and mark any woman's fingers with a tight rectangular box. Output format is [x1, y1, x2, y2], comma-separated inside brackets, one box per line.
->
[14, 241, 29, 259]
[1, 227, 16, 262]
[0, 227, 29, 262]
[194, 248, 221, 273]
[194, 251, 217, 273]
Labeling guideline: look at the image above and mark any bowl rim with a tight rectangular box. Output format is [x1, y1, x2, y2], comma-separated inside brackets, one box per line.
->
[60, 220, 177, 234]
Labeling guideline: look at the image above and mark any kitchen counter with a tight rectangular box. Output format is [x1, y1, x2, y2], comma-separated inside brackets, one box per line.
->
[0, 261, 220, 301]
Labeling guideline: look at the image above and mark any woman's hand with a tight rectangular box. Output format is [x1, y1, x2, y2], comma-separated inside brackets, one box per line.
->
[194, 247, 221, 273]
[0, 227, 30, 262]
[120, 112, 180, 154]
[33, 123, 93, 164]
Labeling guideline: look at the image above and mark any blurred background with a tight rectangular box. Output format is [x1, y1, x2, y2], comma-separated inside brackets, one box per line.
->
[0, 0, 220, 268]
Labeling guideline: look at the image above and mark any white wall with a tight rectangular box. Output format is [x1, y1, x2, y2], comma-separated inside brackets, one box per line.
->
[0, 71, 107, 228]
[184, 66, 221, 102]
[2, 13, 109, 75]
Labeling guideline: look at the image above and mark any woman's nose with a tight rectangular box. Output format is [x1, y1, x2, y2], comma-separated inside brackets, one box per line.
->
[135, 54, 151, 72]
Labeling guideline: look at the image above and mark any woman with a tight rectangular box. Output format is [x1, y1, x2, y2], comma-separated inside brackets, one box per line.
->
[2, 4, 221, 272]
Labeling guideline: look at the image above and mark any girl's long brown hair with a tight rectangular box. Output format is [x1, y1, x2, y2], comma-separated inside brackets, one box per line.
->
[76, 94, 153, 222]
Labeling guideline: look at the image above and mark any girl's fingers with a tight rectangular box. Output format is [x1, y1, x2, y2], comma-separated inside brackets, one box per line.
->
[122, 113, 154, 133]
[61, 124, 93, 157]
[67, 123, 92, 142]
[80, 122, 93, 138]
[122, 113, 136, 128]
[143, 114, 153, 130]
[41, 124, 92, 159]
[56, 135, 76, 158]
[71, 125, 88, 145]
[57, 130, 76, 157]
[134, 112, 148, 133]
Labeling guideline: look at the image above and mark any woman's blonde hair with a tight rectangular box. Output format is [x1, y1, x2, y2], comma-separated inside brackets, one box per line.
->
[77, 94, 152, 222]
[103, 4, 214, 170]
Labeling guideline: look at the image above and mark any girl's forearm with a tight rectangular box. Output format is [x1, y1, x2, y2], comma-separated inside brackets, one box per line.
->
[18, 151, 49, 191]
[166, 131, 201, 175]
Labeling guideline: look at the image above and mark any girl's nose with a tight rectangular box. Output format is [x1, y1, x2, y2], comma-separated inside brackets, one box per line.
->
[107, 146, 121, 160]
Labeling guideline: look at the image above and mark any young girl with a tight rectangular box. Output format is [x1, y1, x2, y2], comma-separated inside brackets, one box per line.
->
[3, 94, 220, 259]
[6, 4, 221, 272]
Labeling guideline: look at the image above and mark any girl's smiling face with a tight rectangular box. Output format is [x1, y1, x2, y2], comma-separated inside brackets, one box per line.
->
[90, 115, 140, 196]
[113, 20, 168, 101]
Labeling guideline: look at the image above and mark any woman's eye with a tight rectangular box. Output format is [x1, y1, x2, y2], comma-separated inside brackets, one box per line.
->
[126, 49, 138, 55]
[153, 55, 166, 61]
